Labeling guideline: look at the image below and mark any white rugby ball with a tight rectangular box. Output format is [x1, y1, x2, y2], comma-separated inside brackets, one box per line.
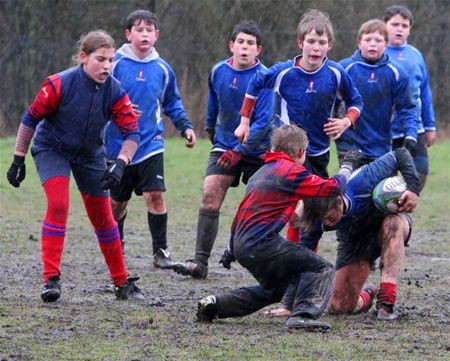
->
[372, 176, 407, 213]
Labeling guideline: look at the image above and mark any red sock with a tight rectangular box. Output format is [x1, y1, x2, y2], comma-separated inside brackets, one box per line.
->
[42, 177, 70, 282]
[81, 193, 127, 286]
[286, 224, 300, 243]
[377, 282, 397, 305]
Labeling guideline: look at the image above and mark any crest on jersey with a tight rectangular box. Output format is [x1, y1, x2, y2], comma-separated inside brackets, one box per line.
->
[229, 77, 238, 89]
[136, 70, 146, 81]
[305, 80, 317, 93]
[368, 72, 377, 84]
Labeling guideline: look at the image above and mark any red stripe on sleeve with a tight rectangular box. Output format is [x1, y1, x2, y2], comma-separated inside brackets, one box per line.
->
[28, 75, 61, 120]
[112, 94, 139, 134]
[345, 108, 360, 128]
[240, 96, 256, 118]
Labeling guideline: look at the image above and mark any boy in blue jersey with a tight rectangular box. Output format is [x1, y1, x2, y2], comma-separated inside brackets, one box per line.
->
[383, 5, 437, 189]
[335, 19, 417, 165]
[236, 9, 363, 178]
[270, 148, 420, 320]
[103, 10, 197, 269]
[173, 20, 275, 279]
[300, 148, 420, 320]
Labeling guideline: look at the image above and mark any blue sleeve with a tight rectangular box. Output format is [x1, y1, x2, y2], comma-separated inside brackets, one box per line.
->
[236, 88, 274, 154]
[338, 67, 363, 113]
[246, 60, 292, 98]
[419, 61, 436, 131]
[395, 73, 418, 141]
[161, 64, 193, 134]
[205, 68, 219, 130]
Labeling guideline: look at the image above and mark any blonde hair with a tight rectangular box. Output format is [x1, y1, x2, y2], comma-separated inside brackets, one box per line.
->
[73, 30, 115, 64]
[357, 19, 388, 43]
[297, 9, 334, 45]
[271, 124, 308, 158]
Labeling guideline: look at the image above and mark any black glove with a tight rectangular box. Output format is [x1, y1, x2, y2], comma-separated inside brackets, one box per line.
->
[101, 158, 126, 190]
[341, 150, 362, 171]
[403, 138, 417, 157]
[204, 128, 215, 144]
[219, 248, 236, 269]
[7, 155, 26, 188]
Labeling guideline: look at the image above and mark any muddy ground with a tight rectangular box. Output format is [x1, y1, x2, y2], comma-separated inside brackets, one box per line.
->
[0, 213, 449, 360]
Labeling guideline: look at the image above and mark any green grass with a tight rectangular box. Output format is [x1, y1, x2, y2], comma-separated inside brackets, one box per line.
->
[0, 136, 449, 361]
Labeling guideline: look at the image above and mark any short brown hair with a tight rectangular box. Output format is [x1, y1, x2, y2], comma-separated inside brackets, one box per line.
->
[383, 5, 414, 26]
[271, 124, 308, 158]
[297, 9, 334, 45]
[357, 19, 388, 43]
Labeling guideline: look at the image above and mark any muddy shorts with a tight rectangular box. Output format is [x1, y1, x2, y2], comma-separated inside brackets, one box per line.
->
[109, 153, 165, 202]
[335, 212, 412, 270]
[205, 151, 264, 187]
[393, 133, 429, 175]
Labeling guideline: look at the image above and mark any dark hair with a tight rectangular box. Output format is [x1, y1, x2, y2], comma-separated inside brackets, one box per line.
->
[298, 196, 340, 234]
[74, 30, 115, 64]
[126, 10, 159, 31]
[297, 9, 334, 44]
[383, 5, 414, 26]
[231, 20, 262, 46]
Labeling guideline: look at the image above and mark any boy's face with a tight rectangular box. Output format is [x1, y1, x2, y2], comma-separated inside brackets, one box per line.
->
[385, 14, 411, 46]
[80, 47, 115, 84]
[297, 30, 332, 71]
[229, 32, 262, 70]
[358, 31, 387, 62]
[126, 20, 160, 58]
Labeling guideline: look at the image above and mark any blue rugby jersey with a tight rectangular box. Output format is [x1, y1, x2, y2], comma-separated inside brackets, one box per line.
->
[206, 58, 274, 157]
[385, 43, 436, 137]
[230, 151, 347, 250]
[336, 50, 417, 158]
[242, 56, 363, 157]
[103, 44, 193, 164]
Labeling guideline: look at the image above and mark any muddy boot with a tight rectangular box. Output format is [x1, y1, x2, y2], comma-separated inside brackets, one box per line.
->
[41, 276, 61, 302]
[173, 209, 219, 279]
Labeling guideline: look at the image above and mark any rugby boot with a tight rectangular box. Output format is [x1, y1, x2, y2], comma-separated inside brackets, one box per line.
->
[353, 283, 377, 313]
[153, 248, 177, 269]
[197, 295, 218, 322]
[173, 260, 208, 279]
[41, 276, 61, 302]
[115, 277, 145, 301]
[376, 303, 398, 320]
[285, 316, 332, 332]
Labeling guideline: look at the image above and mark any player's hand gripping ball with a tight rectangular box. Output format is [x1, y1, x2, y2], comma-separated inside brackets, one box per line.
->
[372, 176, 407, 213]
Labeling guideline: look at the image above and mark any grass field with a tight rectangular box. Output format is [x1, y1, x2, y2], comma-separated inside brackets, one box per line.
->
[0, 136, 449, 361]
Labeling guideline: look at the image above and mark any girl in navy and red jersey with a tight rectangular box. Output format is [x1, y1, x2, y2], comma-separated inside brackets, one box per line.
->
[6, 30, 144, 302]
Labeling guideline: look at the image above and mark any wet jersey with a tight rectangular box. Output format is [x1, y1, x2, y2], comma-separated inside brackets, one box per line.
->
[103, 44, 193, 164]
[337, 50, 416, 158]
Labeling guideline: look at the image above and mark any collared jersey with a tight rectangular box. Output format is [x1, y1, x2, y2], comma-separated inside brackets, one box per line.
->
[337, 50, 416, 158]
[385, 43, 436, 137]
[103, 44, 193, 164]
[206, 58, 274, 157]
[245, 56, 363, 156]
[22, 65, 139, 158]
[230, 151, 347, 250]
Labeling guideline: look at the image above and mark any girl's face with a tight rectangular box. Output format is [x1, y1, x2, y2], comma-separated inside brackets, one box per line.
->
[80, 47, 115, 83]
[229, 32, 262, 70]
[358, 31, 387, 62]
[298, 29, 332, 71]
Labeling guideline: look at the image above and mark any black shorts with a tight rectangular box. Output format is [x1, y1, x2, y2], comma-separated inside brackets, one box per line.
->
[205, 151, 264, 188]
[335, 212, 412, 270]
[304, 152, 330, 178]
[110, 153, 165, 202]
[392, 133, 429, 175]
